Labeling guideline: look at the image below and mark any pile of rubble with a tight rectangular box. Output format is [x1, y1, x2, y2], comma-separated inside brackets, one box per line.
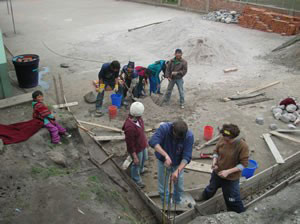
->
[203, 10, 240, 24]
[271, 97, 300, 126]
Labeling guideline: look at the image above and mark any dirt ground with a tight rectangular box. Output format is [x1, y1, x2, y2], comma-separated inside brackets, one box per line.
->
[189, 182, 300, 224]
[1, 0, 300, 223]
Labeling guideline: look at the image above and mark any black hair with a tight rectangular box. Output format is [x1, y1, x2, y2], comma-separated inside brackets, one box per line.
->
[175, 49, 182, 54]
[173, 120, 188, 139]
[145, 68, 152, 77]
[220, 124, 240, 139]
[127, 61, 135, 69]
[32, 90, 43, 99]
[110, 60, 120, 70]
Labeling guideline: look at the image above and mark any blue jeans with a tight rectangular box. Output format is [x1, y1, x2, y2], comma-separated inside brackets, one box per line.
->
[157, 160, 184, 205]
[131, 149, 147, 184]
[203, 172, 245, 213]
[95, 82, 124, 111]
[163, 78, 184, 105]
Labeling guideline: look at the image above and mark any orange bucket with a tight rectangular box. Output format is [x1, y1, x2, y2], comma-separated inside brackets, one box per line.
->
[203, 126, 214, 141]
[108, 105, 118, 119]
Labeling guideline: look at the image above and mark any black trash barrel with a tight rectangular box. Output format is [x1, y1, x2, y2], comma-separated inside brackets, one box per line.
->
[12, 54, 40, 88]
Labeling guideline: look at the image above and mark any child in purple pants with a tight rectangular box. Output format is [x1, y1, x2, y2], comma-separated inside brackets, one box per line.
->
[32, 91, 71, 144]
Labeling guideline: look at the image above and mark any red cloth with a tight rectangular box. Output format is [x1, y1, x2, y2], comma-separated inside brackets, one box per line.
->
[0, 119, 44, 145]
[279, 98, 297, 107]
[122, 116, 147, 154]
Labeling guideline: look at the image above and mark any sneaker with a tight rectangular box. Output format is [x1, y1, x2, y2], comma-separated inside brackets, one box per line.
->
[180, 105, 185, 109]
[136, 182, 146, 189]
[95, 111, 104, 117]
[141, 167, 149, 175]
[64, 132, 72, 138]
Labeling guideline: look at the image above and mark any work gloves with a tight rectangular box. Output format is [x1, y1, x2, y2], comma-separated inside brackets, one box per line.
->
[114, 84, 119, 93]
[96, 83, 105, 93]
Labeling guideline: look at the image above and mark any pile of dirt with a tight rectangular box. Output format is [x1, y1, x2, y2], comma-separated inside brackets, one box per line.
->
[268, 41, 300, 71]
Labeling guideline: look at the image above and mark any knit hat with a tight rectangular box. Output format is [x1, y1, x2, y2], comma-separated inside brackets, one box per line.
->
[127, 61, 135, 69]
[130, 102, 144, 117]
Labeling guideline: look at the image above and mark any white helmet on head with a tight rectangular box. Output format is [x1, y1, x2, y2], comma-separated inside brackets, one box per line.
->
[130, 102, 144, 117]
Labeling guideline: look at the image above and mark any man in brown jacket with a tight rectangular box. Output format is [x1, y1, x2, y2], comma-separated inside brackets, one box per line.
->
[163, 49, 188, 109]
[199, 124, 249, 213]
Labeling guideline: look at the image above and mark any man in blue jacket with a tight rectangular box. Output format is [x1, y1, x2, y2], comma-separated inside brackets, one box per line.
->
[95, 60, 124, 116]
[149, 120, 194, 205]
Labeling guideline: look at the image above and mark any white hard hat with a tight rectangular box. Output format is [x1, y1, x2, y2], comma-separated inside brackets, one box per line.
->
[130, 102, 144, 117]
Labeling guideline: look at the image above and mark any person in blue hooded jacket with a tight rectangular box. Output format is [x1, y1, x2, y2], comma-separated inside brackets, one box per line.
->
[147, 60, 166, 95]
[148, 120, 194, 205]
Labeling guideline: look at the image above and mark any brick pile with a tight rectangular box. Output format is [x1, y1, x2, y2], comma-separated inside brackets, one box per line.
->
[239, 6, 300, 36]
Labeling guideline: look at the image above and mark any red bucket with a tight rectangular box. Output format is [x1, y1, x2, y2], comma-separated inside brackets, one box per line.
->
[204, 126, 214, 141]
[108, 105, 118, 119]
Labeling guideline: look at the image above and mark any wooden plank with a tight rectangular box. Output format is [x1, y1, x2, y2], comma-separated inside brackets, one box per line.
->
[262, 133, 285, 164]
[78, 120, 123, 133]
[185, 161, 212, 174]
[238, 81, 280, 95]
[52, 102, 78, 109]
[99, 154, 114, 165]
[94, 135, 125, 141]
[223, 67, 238, 73]
[223, 81, 280, 102]
[277, 129, 300, 133]
[196, 135, 220, 151]
[229, 92, 265, 100]
[270, 131, 300, 144]
[236, 97, 273, 106]
[0, 92, 32, 109]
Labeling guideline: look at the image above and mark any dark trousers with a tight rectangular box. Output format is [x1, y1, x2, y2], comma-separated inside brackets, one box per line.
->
[202, 172, 245, 213]
[123, 79, 131, 98]
[133, 76, 145, 98]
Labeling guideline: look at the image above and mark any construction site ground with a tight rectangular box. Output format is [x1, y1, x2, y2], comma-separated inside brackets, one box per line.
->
[0, 0, 299, 223]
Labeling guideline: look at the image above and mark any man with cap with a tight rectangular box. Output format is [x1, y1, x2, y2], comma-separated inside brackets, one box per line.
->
[163, 49, 188, 109]
[198, 124, 249, 213]
[122, 102, 148, 188]
[96, 60, 124, 117]
[148, 120, 194, 205]
[120, 61, 138, 99]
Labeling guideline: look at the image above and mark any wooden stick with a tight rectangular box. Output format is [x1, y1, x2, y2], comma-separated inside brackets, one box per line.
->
[128, 20, 170, 32]
[270, 131, 300, 144]
[236, 97, 273, 106]
[78, 124, 96, 136]
[238, 81, 280, 95]
[78, 120, 123, 133]
[58, 74, 65, 105]
[53, 76, 60, 104]
[228, 92, 265, 100]
[196, 135, 220, 151]
[52, 102, 78, 109]
[276, 129, 300, 133]
[94, 135, 125, 141]
[262, 133, 285, 164]
[99, 154, 114, 165]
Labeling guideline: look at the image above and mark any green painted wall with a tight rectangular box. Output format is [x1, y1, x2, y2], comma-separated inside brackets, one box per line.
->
[0, 29, 12, 99]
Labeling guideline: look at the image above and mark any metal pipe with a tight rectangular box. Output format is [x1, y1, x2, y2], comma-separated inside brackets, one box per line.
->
[9, 0, 16, 34]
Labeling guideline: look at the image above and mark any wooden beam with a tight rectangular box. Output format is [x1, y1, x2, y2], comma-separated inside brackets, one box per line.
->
[185, 161, 212, 174]
[0, 92, 32, 109]
[78, 120, 123, 133]
[99, 154, 114, 165]
[236, 97, 273, 106]
[276, 129, 300, 133]
[223, 67, 238, 73]
[94, 135, 125, 141]
[52, 102, 78, 109]
[262, 133, 285, 164]
[238, 81, 280, 95]
[270, 131, 300, 144]
[228, 92, 265, 100]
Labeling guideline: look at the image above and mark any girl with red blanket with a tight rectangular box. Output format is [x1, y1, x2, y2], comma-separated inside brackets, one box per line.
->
[32, 91, 71, 144]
